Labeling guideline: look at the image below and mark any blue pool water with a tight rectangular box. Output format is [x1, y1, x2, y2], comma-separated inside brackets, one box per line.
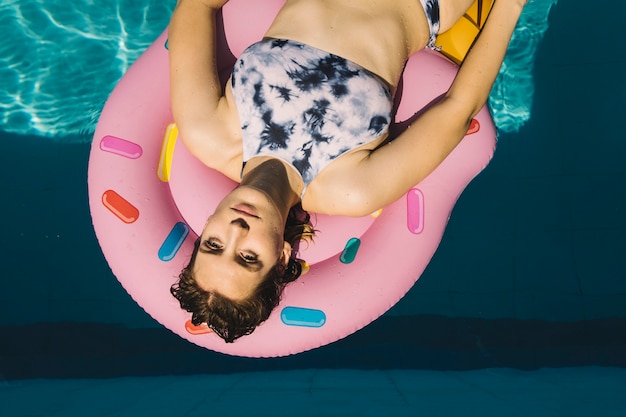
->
[1, 0, 556, 140]
[0, 0, 173, 140]
[1, 0, 626, 415]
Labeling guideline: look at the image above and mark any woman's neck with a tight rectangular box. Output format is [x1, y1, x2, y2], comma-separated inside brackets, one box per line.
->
[240, 158, 302, 220]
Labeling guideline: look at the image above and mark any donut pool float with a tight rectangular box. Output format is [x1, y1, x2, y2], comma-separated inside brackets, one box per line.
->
[88, 0, 496, 357]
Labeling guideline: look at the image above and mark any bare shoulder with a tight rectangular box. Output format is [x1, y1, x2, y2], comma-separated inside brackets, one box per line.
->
[177, 83, 243, 182]
[301, 148, 381, 217]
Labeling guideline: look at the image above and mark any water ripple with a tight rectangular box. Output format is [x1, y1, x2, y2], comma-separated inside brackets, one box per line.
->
[0, 0, 173, 141]
[0, 0, 557, 141]
[489, 0, 559, 134]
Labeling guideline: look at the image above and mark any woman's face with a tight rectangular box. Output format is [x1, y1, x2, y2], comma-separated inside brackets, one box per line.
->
[193, 187, 291, 301]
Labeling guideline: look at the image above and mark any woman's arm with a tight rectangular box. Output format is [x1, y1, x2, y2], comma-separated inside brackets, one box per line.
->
[331, 0, 526, 216]
[446, 0, 527, 119]
[168, 0, 237, 161]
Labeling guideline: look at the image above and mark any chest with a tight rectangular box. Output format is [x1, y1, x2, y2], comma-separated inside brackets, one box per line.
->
[264, 0, 416, 86]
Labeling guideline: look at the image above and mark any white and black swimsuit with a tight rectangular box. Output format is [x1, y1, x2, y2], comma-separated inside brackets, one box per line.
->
[230, 1, 440, 192]
[231, 38, 392, 193]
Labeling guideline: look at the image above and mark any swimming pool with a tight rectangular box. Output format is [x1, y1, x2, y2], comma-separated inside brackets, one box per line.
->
[1, 0, 625, 414]
[2, 0, 555, 140]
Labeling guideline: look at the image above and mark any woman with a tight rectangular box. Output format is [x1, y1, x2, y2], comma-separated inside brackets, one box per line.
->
[168, 0, 526, 342]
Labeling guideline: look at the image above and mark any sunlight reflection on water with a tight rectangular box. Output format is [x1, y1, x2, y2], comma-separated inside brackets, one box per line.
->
[0, 0, 557, 142]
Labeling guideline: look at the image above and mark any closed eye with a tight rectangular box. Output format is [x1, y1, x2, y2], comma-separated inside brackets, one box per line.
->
[199, 239, 264, 272]
[205, 238, 223, 250]
[240, 252, 258, 263]
[235, 254, 263, 271]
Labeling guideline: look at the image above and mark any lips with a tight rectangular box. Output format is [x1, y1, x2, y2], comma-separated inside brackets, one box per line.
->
[232, 204, 259, 218]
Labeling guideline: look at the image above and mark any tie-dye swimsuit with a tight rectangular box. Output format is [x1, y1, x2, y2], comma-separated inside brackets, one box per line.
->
[231, 1, 440, 193]
[420, 0, 442, 50]
[232, 38, 392, 192]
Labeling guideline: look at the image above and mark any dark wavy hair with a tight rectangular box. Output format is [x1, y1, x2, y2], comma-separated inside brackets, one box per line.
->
[170, 204, 315, 343]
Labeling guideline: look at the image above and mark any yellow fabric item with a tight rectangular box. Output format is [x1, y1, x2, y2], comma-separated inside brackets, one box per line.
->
[437, 0, 495, 65]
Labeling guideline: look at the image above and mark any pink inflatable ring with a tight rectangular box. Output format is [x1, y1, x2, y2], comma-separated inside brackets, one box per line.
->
[88, 0, 496, 357]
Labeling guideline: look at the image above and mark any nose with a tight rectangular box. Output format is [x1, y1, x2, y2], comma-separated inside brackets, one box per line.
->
[225, 218, 250, 254]
[230, 218, 250, 231]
